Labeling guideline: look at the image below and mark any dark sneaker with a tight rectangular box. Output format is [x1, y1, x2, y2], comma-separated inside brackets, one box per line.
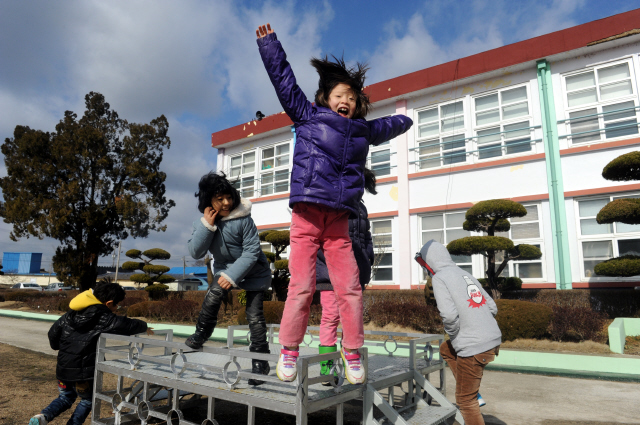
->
[248, 359, 270, 386]
[185, 334, 206, 350]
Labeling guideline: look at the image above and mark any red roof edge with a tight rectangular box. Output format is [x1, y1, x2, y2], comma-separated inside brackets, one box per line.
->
[211, 8, 640, 148]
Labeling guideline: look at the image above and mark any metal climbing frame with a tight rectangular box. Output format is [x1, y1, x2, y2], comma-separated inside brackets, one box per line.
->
[91, 325, 460, 425]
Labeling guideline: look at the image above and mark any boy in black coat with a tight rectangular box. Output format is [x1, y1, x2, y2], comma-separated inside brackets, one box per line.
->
[29, 283, 152, 425]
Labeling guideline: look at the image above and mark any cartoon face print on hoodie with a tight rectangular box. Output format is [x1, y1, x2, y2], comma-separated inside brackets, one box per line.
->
[464, 275, 486, 308]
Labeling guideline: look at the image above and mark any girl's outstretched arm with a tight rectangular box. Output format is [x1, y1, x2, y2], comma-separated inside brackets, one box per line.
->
[367, 115, 413, 146]
[256, 23, 313, 124]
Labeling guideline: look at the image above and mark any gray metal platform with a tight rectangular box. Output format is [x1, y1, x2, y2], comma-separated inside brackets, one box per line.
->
[91, 325, 461, 425]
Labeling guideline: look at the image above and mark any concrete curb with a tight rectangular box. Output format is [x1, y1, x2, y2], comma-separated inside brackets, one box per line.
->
[2, 309, 639, 382]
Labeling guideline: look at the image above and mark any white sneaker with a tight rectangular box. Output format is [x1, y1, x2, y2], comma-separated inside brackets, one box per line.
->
[341, 348, 366, 384]
[276, 348, 299, 382]
[478, 393, 486, 407]
[29, 414, 48, 425]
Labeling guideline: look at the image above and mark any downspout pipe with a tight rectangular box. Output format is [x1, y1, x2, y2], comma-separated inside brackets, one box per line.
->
[537, 60, 573, 290]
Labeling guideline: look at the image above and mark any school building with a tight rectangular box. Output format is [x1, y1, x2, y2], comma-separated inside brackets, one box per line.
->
[210, 10, 640, 290]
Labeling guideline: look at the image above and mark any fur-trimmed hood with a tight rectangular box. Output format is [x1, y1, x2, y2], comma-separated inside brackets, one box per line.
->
[220, 197, 252, 221]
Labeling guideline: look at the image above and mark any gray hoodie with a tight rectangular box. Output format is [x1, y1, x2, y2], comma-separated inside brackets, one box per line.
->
[419, 240, 502, 357]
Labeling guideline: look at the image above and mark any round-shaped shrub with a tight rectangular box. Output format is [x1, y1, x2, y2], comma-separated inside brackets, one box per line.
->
[495, 299, 552, 341]
[126, 301, 161, 317]
[593, 255, 640, 277]
[237, 301, 285, 325]
[145, 284, 169, 300]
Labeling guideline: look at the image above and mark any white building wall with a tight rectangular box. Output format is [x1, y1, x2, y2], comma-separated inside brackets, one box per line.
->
[215, 35, 640, 289]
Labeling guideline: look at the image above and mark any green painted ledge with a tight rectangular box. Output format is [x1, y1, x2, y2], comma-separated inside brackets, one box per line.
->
[2, 309, 639, 382]
[608, 317, 640, 354]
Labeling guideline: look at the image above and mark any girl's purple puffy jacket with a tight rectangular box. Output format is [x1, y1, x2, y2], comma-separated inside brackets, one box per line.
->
[258, 33, 413, 214]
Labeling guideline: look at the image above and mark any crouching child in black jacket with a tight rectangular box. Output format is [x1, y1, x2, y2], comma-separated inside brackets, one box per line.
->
[29, 283, 153, 425]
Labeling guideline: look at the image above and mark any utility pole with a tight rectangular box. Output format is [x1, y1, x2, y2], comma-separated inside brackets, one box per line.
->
[114, 240, 122, 283]
[182, 256, 186, 279]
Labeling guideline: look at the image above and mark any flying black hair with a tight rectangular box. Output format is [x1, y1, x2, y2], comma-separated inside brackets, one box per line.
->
[363, 168, 377, 195]
[93, 282, 126, 306]
[195, 171, 241, 214]
[310, 55, 371, 119]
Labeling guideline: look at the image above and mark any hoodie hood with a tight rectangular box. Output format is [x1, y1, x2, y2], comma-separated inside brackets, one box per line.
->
[220, 197, 252, 222]
[69, 289, 103, 311]
[419, 239, 457, 274]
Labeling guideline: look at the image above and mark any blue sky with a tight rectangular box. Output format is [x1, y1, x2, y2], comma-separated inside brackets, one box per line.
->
[0, 0, 637, 270]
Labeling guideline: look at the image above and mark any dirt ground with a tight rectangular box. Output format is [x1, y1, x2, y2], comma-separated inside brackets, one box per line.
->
[0, 343, 365, 425]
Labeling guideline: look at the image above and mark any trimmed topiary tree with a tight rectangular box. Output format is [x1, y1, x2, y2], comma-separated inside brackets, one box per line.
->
[447, 199, 542, 299]
[259, 230, 290, 301]
[122, 248, 175, 287]
[594, 151, 640, 276]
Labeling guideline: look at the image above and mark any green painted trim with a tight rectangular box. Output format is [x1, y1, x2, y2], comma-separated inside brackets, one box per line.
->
[536, 59, 573, 289]
[608, 317, 640, 354]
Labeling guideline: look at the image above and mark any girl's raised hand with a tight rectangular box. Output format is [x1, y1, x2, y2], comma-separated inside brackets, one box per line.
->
[204, 206, 218, 226]
[256, 23, 273, 39]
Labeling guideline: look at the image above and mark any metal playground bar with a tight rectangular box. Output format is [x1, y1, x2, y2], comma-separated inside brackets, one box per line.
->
[91, 325, 462, 425]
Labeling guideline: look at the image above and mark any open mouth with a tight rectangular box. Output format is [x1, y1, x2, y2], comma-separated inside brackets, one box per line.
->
[337, 107, 349, 117]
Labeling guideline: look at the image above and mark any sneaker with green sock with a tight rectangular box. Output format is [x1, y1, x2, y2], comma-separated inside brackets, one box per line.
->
[319, 344, 338, 386]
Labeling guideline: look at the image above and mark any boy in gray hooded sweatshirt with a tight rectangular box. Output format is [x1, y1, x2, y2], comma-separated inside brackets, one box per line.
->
[417, 240, 501, 425]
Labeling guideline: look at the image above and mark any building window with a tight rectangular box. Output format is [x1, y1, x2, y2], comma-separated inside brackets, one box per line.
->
[415, 101, 466, 170]
[563, 60, 639, 145]
[577, 195, 640, 278]
[371, 219, 393, 282]
[368, 141, 392, 177]
[230, 151, 256, 198]
[260, 142, 290, 195]
[494, 204, 544, 280]
[420, 211, 472, 274]
[229, 141, 291, 198]
[473, 85, 533, 160]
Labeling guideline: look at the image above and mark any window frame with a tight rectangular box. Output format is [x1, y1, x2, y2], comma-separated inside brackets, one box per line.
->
[576, 193, 640, 280]
[493, 203, 546, 282]
[471, 84, 536, 162]
[228, 140, 292, 199]
[259, 141, 291, 196]
[419, 210, 473, 275]
[561, 58, 639, 147]
[414, 100, 468, 172]
[370, 218, 394, 284]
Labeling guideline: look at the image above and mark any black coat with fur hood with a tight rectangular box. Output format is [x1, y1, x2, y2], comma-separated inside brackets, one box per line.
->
[48, 304, 148, 382]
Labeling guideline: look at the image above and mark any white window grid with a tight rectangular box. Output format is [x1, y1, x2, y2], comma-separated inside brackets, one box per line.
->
[371, 219, 393, 283]
[560, 59, 639, 146]
[576, 194, 640, 279]
[493, 204, 545, 281]
[229, 141, 292, 198]
[229, 151, 256, 198]
[368, 140, 394, 177]
[260, 142, 290, 196]
[472, 84, 539, 161]
[419, 210, 472, 274]
[411, 100, 467, 171]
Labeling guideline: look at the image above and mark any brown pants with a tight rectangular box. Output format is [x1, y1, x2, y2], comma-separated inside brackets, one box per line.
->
[440, 340, 499, 425]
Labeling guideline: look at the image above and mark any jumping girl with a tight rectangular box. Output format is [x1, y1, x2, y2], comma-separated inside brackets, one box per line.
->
[256, 23, 413, 384]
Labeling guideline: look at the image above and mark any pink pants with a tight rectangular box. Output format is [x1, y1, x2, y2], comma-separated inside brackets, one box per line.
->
[278, 203, 364, 349]
[319, 290, 340, 346]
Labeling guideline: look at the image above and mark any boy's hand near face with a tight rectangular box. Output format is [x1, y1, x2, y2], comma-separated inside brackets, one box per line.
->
[256, 23, 273, 39]
[203, 206, 218, 226]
